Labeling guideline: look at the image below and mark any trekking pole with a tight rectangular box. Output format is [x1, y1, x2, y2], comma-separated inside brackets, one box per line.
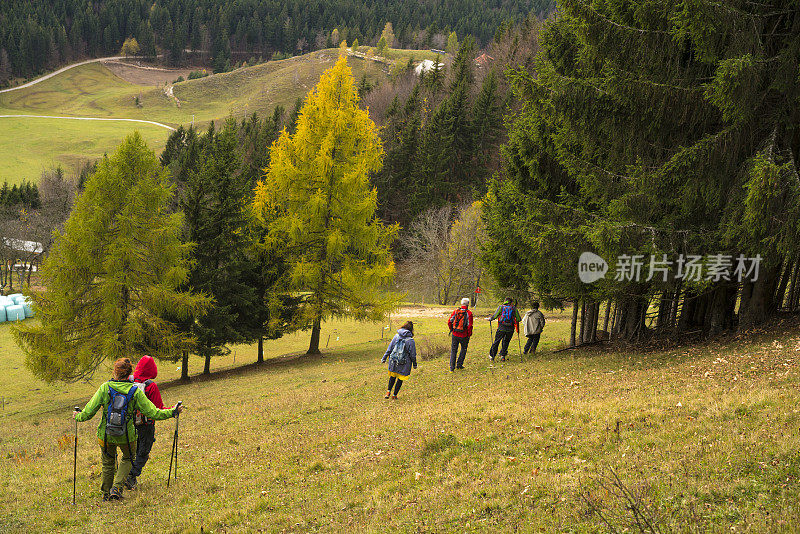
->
[73, 407, 81, 505]
[167, 401, 182, 488]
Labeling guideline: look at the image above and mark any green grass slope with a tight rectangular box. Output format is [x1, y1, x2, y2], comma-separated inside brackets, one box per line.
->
[0, 117, 170, 184]
[2, 306, 800, 532]
[0, 49, 394, 182]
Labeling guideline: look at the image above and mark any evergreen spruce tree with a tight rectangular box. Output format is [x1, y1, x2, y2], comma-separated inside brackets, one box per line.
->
[253, 55, 398, 354]
[13, 133, 209, 382]
[485, 0, 800, 338]
[178, 119, 261, 374]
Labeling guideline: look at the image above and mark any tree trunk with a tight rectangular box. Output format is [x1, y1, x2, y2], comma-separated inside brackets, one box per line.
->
[774, 257, 793, 310]
[578, 300, 586, 345]
[203, 354, 211, 374]
[307, 315, 322, 354]
[570, 300, 578, 347]
[588, 302, 600, 343]
[670, 283, 682, 329]
[739, 262, 781, 328]
[787, 262, 797, 310]
[707, 284, 737, 334]
[180, 351, 190, 382]
[618, 294, 647, 340]
[656, 291, 672, 329]
[257, 336, 264, 363]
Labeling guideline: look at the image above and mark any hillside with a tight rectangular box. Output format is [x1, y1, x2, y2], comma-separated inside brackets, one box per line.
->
[2, 306, 800, 532]
[0, 50, 392, 183]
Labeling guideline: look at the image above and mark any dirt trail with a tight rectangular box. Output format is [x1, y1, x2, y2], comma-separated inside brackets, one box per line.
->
[0, 56, 150, 94]
[0, 114, 175, 130]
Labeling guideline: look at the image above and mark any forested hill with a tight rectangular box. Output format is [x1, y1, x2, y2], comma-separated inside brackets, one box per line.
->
[0, 0, 553, 83]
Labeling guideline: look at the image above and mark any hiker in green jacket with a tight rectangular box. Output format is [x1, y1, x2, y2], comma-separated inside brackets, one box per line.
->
[73, 357, 182, 501]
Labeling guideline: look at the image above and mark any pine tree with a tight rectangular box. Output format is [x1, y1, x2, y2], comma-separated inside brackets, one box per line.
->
[178, 119, 261, 374]
[13, 133, 209, 382]
[377, 36, 388, 56]
[446, 31, 459, 56]
[485, 0, 800, 338]
[381, 22, 396, 48]
[253, 55, 398, 354]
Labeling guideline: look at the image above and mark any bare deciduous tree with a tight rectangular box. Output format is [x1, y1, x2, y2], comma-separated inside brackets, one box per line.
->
[401, 203, 484, 305]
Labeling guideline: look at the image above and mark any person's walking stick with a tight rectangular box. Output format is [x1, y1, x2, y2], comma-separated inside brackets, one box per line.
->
[167, 401, 182, 488]
[73, 407, 81, 505]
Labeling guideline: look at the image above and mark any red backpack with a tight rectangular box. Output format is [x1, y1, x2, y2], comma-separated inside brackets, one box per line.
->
[452, 308, 469, 334]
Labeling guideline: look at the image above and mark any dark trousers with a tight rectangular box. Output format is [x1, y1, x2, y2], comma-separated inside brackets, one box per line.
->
[387, 376, 403, 395]
[450, 335, 469, 371]
[129, 423, 155, 479]
[489, 329, 514, 360]
[524, 333, 541, 354]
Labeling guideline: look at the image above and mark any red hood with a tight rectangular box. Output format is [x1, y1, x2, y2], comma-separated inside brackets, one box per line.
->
[133, 355, 158, 381]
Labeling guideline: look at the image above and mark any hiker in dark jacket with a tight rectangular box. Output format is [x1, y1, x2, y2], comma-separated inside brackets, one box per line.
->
[381, 321, 417, 399]
[74, 358, 181, 501]
[447, 297, 473, 372]
[522, 302, 546, 354]
[124, 355, 168, 490]
[487, 298, 521, 362]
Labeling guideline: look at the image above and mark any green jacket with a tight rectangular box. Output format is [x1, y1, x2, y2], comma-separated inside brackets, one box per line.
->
[76, 380, 175, 444]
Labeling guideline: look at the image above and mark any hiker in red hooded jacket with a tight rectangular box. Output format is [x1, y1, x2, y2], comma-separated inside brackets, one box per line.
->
[124, 355, 167, 490]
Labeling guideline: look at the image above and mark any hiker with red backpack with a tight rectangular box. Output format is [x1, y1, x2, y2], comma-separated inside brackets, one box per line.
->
[73, 358, 182, 501]
[487, 298, 521, 362]
[381, 321, 418, 399]
[124, 355, 167, 490]
[447, 297, 473, 372]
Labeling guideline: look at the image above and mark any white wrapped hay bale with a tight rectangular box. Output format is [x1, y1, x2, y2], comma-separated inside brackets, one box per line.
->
[22, 298, 34, 318]
[5, 304, 25, 321]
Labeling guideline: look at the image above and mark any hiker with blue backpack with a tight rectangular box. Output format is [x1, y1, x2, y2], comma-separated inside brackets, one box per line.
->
[487, 298, 521, 362]
[381, 321, 417, 399]
[73, 357, 182, 501]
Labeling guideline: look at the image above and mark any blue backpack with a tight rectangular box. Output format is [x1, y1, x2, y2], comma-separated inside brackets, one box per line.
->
[499, 305, 515, 326]
[389, 338, 407, 366]
[106, 383, 137, 438]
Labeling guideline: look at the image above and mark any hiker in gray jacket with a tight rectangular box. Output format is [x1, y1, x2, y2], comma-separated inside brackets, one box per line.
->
[522, 302, 546, 354]
[381, 321, 417, 399]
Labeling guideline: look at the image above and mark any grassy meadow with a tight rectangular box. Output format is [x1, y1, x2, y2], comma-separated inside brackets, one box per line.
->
[2, 304, 800, 532]
[0, 117, 170, 185]
[0, 48, 421, 183]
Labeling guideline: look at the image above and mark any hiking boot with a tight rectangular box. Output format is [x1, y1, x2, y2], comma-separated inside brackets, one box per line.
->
[489, 355, 495, 361]
[391, 395, 398, 400]
[500, 356, 506, 362]
[123, 476, 137, 490]
[102, 493, 110, 502]
[108, 486, 123, 501]
[456, 366, 464, 370]
[384, 391, 391, 399]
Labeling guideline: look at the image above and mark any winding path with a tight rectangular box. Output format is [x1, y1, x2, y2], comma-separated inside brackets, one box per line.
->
[0, 114, 175, 131]
[0, 56, 144, 94]
[0, 57, 177, 131]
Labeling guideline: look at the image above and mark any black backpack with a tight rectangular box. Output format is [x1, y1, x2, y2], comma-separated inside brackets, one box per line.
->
[133, 379, 154, 425]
